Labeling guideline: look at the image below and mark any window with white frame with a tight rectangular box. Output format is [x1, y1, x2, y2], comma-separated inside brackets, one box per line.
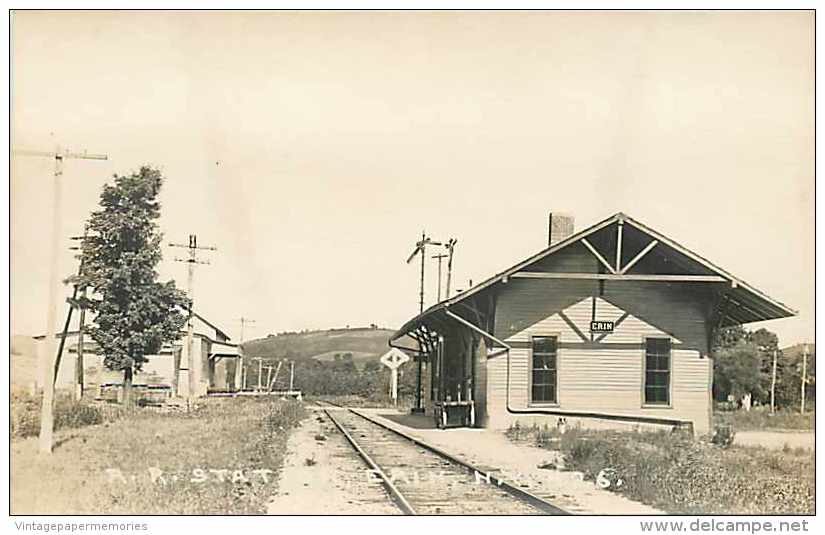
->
[531, 336, 558, 403]
[644, 338, 671, 405]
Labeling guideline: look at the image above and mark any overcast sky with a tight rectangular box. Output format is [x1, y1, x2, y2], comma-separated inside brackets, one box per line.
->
[11, 10, 813, 346]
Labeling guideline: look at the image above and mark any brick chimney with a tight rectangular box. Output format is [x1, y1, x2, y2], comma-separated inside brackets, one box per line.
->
[548, 213, 575, 246]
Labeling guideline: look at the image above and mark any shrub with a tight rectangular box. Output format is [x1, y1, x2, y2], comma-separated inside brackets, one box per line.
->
[11, 391, 120, 439]
[55, 399, 104, 429]
[532, 428, 813, 514]
[506, 421, 523, 441]
[10, 391, 41, 438]
[711, 424, 735, 448]
[535, 424, 553, 447]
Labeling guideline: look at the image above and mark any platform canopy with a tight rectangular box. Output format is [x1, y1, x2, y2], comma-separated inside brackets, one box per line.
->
[209, 340, 241, 359]
[392, 212, 796, 346]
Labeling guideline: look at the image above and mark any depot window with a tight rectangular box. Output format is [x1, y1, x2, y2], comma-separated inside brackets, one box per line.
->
[644, 338, 671, 405]
[531, 336, 558, 404]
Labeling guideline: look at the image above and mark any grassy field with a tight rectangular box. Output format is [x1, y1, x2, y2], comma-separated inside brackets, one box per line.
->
[714, 407, 815, 431]
[11, 397, 305, 514]
[507, 423, 814, 515]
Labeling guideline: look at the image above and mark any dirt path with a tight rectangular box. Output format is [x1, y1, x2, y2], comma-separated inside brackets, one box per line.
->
[734, 430, 814, 450]
[267, 406, 400, 514]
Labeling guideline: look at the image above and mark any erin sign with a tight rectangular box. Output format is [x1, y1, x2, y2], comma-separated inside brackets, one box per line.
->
[590, 321, 614, 333]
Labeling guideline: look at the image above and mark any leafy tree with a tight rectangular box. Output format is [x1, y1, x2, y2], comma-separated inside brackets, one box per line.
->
[711, 325, 747, 353]
[775, 345, 816, 408]
[75, 167, 188, 406]
[713, 341, 767, 402]
[750, 328, 779, 354]
[750, 328, 780, 381]
[712, 326, 783, 406]
[284, 356, 417, 401]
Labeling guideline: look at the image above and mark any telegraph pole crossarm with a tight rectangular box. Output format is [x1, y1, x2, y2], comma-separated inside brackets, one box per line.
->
[14, 148, 108, 161]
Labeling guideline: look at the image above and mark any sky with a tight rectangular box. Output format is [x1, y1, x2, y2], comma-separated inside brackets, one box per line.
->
[10, 10, 814, 346]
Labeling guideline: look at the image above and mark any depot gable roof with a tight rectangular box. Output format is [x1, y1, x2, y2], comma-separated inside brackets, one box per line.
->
[392, 212, 796, 341]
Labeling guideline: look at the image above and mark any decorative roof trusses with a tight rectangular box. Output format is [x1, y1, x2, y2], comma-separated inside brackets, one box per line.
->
[392, 212, 795, 342]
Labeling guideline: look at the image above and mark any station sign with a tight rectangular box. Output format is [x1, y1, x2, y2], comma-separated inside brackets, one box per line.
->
[590, 320, 614, 333]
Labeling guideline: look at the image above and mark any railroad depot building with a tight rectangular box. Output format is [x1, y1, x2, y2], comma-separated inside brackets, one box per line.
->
[390, 213, 795, 435]
[32, 312, 242, 399]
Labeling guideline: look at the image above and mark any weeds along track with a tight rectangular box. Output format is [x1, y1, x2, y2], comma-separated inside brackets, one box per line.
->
[319, 403, 569, 515]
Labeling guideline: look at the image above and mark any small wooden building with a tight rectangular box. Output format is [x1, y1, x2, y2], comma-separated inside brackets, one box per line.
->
[390, 213, 795, 435]
[33, 312, 242, 399]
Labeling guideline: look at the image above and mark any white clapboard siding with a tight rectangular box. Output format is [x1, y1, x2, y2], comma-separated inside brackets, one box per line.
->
[486, 246, 713, 435]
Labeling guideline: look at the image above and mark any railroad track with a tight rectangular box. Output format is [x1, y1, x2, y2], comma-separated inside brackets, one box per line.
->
[317, 401, 569, 515]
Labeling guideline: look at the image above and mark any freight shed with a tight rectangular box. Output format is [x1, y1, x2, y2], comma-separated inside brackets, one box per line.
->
[390, 213, 795, 435]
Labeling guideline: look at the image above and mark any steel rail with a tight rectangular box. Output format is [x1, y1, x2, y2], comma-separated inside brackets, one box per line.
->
[322, 408, 418, 515]
[348, 408, 571, 515]
[315, 399, 344, 408]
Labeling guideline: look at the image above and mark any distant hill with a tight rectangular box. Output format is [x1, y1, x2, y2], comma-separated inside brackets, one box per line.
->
[242, 327, 409, 365]
[781, 343, 816, 358]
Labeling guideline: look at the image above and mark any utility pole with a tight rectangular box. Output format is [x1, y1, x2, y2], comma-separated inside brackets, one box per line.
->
[238, 317, 256, 344]
[65, 229, 90, 401]
[170, 234, 216, 403]
[432, 253, 447, 302]
[800, 344, 809, 414]
[770, 348, 778, 413]
[76, 278, 88, 400]
[53, 261, 83, 391]
[236, 317, 255, 391]
[13, 145, 107, 455]
[444, 238, 457, 299]
[405, 232, 442, 413]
